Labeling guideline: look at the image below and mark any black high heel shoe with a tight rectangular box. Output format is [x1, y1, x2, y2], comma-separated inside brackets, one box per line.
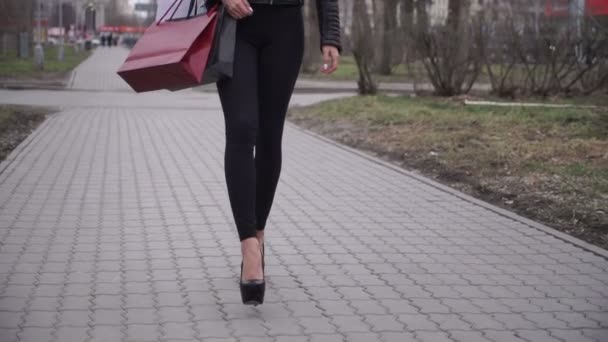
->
[240, 243, 265, 306]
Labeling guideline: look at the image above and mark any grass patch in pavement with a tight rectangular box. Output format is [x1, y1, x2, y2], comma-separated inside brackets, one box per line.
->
[0, 105, 53, 162]
[0, 46, 90, 80]
[288, 95, 608, 249]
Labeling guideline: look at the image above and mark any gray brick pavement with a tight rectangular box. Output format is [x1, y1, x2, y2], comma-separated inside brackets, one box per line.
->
[0, 48, 607, 342]
[69, 47, 133, 91]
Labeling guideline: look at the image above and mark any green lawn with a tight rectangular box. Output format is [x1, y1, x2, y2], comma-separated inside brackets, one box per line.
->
[0, 45, 90, 80]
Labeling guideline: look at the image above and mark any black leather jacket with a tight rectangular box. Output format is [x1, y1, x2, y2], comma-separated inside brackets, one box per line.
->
[315, 0, 342, 52]
[248, 0, 342, 52]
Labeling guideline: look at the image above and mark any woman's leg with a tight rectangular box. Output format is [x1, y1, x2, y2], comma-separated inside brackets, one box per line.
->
[255, 5, 305, 236]
[217, 23, 265, 281]
[217, 29, 259, 243]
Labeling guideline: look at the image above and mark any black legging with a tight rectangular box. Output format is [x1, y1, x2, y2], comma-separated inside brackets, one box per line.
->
[216, 4, 304, 241]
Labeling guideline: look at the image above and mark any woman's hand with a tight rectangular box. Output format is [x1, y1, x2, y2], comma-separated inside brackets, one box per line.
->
[321, 46, 340, 74]
[222, 0, 253, 19]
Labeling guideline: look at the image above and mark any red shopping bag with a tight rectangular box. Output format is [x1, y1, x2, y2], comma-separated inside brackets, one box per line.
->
[117, 0, 218, 93]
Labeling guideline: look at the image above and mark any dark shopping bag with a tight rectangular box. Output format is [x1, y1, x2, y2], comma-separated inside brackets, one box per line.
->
[117, 0, 219, 93]
[201, 2, 236, 84]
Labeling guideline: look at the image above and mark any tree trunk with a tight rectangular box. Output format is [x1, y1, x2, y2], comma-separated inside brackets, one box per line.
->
[353, 0, 377, 94]
[378, 0, 399, 75]
[372, 0, 384, 70]
[400, 0, 415, 88]
[446, 0, 472, 88]
[415, 0, 429, 36]
[301, 0, 320, 73]
[339, 0, 350, 37]
[400, 0, 414, 51]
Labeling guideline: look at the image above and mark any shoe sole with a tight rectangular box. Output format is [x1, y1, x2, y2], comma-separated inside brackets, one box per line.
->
[243, 299, 263, 306]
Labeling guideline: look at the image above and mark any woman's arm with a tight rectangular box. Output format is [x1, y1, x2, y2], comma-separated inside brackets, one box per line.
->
[316, 0, 341, 74]
[315, 0, 342, 52]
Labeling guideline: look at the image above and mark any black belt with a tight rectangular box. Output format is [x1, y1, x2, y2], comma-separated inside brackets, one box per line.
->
[248, 0, 303, 5]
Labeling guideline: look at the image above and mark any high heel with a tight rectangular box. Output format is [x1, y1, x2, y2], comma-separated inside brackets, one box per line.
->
[261, 242, 265, 271]
[240, 244, 265, 306]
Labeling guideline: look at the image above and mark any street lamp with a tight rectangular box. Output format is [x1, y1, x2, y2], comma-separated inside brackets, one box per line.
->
[34, 0, 45, 70]
[58, 0, 64, 62]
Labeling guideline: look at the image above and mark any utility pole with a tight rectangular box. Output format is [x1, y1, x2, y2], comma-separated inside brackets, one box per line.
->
[58, 0, 64, 61]
[34, 0, 45, 70]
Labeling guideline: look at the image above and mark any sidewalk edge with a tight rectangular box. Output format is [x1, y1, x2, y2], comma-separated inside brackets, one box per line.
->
[0, 114, 55, 181]
[287, 121, 608, 260]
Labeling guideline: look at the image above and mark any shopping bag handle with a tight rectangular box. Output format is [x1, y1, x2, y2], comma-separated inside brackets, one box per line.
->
[157, 0, 215, 24]
[187, 0, 199, 18]
[158, 0, 182, 24]
[157, 0, 198, 24]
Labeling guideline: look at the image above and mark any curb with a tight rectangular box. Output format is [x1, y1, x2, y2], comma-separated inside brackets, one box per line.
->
[0, 82, 67, 91]
[287, 120, 608, 260]
[0, 113, 56, 181]
[195, 85, 403, 95]
[0, 78, 69, 91]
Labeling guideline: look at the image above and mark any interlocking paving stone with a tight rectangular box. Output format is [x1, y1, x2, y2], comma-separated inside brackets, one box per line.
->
[414, 330, 453, 342]
[449, 331, 493, 342]
[0, 48, 607, 342]
[0, 328, 19, 342]
[126, 323, 159, 341]
[18, 327, 55, 342]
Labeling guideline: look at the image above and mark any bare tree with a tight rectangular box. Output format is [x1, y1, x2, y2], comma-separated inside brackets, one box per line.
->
[339, 0, 352, 52]
[377, 0, 399, 75]
[477, 8, 520, 97]
[414, 0, 429, 38]
[372, 0, 384, 70]
[301, 0, 321, 73]
[416, 0, 482, 96]
[352, 0, 377, 94]
[400, 0, 414, 55]
[478, 2, 608, 97]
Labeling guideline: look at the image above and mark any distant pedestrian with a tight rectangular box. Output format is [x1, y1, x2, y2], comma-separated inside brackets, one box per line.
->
[108, 33, 114, 47]
[101, 34, 106, 46]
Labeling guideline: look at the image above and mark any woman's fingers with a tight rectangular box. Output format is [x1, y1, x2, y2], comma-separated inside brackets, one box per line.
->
[224, 0, 252, 19]
[321, 48, 332, 74]
[321, 46, 340, 74]
[237, 0, 253, 17]
[329, 49, 340, 73]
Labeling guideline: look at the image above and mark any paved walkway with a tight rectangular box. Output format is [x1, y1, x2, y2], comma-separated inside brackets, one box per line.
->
[69, 47, 134, 92]
[0, 48, 607, 342]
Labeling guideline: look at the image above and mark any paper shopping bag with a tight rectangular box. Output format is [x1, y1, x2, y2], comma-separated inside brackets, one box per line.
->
[117, 0, 219, 92]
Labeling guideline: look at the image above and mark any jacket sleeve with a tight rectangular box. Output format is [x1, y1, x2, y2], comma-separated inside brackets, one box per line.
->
[315, 0, 342, 53]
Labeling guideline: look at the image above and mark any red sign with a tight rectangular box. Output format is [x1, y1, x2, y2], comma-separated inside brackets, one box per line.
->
[546, 0, 608, 16]
[99, 26, 119, 32]
[120, 26, 146, 33]
[99, 26, 146, 33]
[586, 0, 608, 15]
